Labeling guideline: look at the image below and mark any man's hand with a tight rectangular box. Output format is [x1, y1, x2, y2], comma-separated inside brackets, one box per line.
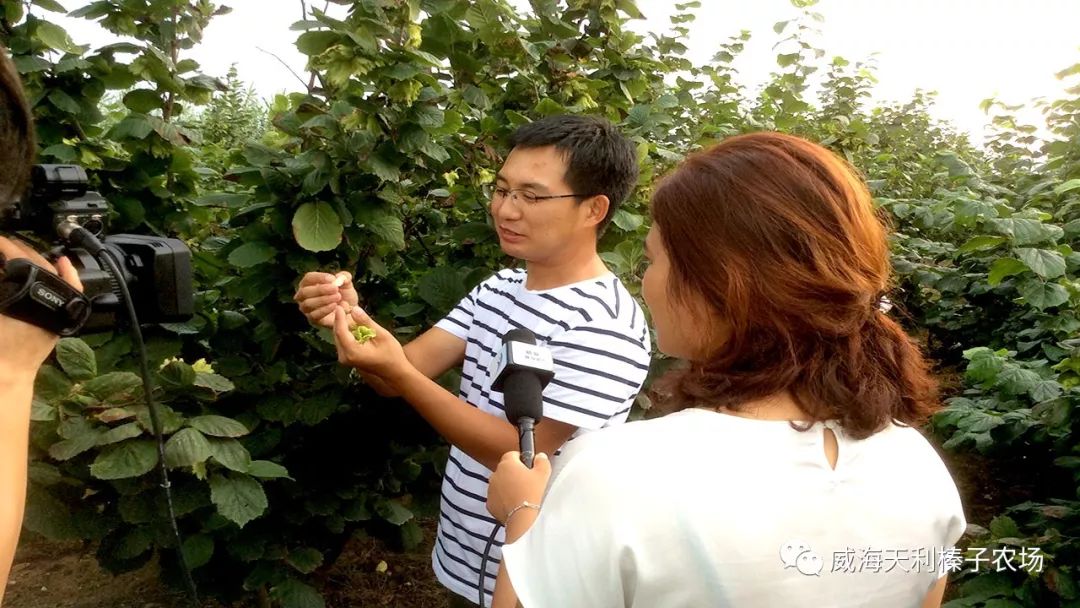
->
[0, 237, 83, 379]
[332, 305, 412, 387]
[294, 271, 359, 328]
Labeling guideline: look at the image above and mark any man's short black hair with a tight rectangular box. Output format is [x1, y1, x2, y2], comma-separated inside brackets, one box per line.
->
[0, 44, 34, 211]
[508, 114, 638, 234]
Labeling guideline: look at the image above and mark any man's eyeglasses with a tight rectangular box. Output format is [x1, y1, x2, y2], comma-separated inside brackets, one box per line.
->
[486, 186, 592, 205]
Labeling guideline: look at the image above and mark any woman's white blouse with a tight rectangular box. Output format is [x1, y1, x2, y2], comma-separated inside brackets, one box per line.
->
[502, 408, 967, 607]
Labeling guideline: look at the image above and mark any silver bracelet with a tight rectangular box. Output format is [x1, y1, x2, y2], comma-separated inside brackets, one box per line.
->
[504, 501, 541, 524]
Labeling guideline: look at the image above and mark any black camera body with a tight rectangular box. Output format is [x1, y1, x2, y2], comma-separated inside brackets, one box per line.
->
[1, 164, 194, 334]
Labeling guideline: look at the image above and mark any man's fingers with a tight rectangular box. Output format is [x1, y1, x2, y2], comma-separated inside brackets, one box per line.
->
[298, 293, 341, 315]
[294, 282, 340, 302]
[349, 307, 380, 332]
[311, 305, 338, 327]
[299, 271, 336, 288]
[333, 305, 358, 347]
[55, 256, 83, 292]
[332, 307, 352, 362]
[333, 271, 352, 287]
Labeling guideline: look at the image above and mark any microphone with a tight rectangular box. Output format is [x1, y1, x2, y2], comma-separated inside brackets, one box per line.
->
[492, 328, 554, 468]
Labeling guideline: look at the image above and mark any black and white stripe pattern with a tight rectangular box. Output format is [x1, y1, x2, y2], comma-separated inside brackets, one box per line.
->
[431, 267, 652, 602]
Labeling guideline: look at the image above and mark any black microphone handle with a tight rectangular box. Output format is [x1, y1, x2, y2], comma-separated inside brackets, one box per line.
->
[518, 418, 535, 469]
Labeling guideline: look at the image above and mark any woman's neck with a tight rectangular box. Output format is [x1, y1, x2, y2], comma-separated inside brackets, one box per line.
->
[714, 392, 810, 421]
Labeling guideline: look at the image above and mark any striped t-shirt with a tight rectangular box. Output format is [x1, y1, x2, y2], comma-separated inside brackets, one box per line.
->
[431, 267, 652, 604]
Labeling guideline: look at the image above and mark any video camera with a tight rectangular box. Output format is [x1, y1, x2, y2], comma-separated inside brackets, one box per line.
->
[0, 164, 194, 335]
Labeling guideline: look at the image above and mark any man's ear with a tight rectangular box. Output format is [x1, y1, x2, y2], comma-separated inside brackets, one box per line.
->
[583, 195, 610, 229]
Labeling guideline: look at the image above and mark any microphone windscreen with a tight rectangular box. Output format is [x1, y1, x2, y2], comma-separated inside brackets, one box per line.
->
[503, 327, 536, 345]
[503, 370, 544, 423]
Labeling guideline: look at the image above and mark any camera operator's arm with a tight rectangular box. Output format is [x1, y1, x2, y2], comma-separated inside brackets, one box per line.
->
[0, 237, 82, 605]
[294, 271, 467, 396]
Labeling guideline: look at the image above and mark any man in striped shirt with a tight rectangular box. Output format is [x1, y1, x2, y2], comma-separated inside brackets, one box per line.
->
[295, 115, 651, 606]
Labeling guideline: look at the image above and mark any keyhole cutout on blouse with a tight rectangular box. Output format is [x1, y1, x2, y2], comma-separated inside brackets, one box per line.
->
[823, 427, 839, 471]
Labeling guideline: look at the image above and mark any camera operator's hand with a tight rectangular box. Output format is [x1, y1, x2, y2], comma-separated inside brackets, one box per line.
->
[294, 271, 358, 328]
[0, 236, 83, 378]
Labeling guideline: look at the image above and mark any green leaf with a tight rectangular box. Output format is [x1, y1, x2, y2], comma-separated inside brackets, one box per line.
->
[988, 217, 1064, 245]
[228, 241, 277, 268]
[358, 210, 405, 250]
[452, 222, 495, 244]
[209, 438, 253, 473]
[23, 486, 77, 540]
[30, 398, 55, 422]
[612, 209, 644, 232]
[296, 30, 340, 55]
[534, 98, 565, 116]
[81, 372, 142, 402]
[210, 473, 268, 528]
[989, 515, 1022, 539]
[958, 235, 1008, 253]
[292, 202, 343, 252]
[189, 415, 248, 438]
[417, 266, 466, 313]
[777, 52, 801, 67]
[1054, 178, 1080, 196]
[400, 519, 424, 550]
[110, 115, 154, 140]
[56, 338, 97, 380]
[247, 460, 292, 479]
[194, 192, 249, 208]
[122, 89, 160, 113]
[32, 0, 68, 12]
[181, 534, 214, 569]
[1014, 248, 1067, 279]
[1029, 379, 1063, 402]
[392, 302, 426, 317]
[97, 422, 144, 446]
[194, 372, 235, 393]
[987, 258, 1028, 286]
[48, 90, 82, 114]
[997, 365, 1041, 395]
[964, 348, 1003, 384]
[164, 428, 213, 467]
[90, 439, 159, 480]
[270, 579, 325, 608]
[35, 365, 72, 400]
[13, 55, 51, 73]
[159, 360, 196, 388]
[49, 429, 104, 460]
[286, 548, 324, 574]
[35, 21, 81, 53]
[136, 403, 184, 435]
[374, 499, 413, 526]
[4, 1, 23, 23]
[1017, 279, 1070, 310]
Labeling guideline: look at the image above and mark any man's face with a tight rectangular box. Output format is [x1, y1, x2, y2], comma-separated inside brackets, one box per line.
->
[489, 145, 600, 263]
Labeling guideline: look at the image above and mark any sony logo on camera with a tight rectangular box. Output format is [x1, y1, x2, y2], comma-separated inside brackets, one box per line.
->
[30, 281, 66, 310]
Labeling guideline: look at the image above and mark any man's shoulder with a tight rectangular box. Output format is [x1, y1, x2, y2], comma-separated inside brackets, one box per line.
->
[472, 267, 525, 294]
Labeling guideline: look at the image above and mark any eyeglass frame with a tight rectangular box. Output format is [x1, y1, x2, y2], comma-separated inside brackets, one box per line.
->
[485, 185, 596, 206]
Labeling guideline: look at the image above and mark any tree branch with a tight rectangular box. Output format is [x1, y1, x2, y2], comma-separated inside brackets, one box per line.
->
[256, 46, 311, 92]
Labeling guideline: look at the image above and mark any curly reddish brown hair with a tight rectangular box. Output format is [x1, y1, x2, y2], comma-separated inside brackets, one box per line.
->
[651, 132, 938, 439]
